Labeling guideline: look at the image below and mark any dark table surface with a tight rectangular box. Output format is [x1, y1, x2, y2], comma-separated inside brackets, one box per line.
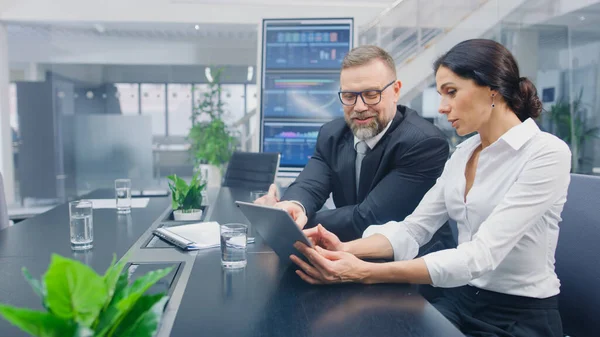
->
[170, 186, 465, 337]
[0, 186, 465, 337]
[0, 189, 171, 336]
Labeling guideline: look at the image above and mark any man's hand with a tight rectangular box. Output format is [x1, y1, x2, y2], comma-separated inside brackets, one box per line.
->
[253, 184, 279, 206]
[275, 201, 308, 229]
[290, 243, 370, 285]
[303, 224, 345, 252]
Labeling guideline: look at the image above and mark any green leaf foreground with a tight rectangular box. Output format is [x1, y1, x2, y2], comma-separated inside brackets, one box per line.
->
[0, 305, 77, 337]
[22, 268, 46, 309]
[44, 255, 107, 327]
[0, 254, 173, 337]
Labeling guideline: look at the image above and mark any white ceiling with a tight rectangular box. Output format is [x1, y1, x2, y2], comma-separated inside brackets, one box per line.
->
[6, 22, 258, 41]
[5, 0, 599, 72]
[0, 0, 390, 26]
[541, 2, 600, 32]
[170, 0, 392, 7]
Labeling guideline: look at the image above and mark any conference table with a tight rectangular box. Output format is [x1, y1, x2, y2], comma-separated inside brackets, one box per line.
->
[0, 185, 466, 337]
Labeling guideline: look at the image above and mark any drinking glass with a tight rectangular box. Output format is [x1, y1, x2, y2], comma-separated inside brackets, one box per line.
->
[220, 223, 248, 268]
[115, 179, 132, 214]
[69, 200, 93, 250]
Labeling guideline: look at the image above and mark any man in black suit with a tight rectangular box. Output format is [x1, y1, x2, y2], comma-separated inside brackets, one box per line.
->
[257, 45, 454, 254]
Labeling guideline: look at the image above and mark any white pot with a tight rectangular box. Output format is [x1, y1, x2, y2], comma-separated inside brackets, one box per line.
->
[173, 209, 203, 221]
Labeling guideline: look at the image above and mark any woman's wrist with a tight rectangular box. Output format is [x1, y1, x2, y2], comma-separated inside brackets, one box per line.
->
[356, 261, 378, 284]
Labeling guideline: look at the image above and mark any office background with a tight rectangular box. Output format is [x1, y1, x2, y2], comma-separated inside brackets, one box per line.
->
[0, 0, 598, 213]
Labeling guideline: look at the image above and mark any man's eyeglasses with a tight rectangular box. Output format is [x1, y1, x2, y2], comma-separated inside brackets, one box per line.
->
[338, 80, 396, 106]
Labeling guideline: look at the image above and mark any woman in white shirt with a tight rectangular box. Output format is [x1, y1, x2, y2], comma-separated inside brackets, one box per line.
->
[290, 39, 570, 337]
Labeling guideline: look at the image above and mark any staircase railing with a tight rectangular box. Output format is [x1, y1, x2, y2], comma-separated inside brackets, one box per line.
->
[359, 0, 490, 67]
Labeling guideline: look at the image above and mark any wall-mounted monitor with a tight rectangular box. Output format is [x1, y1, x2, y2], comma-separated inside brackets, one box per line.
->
[262, 122, 323, 167]
[262, 72, 343, 120]
[260, 18, 354, 171]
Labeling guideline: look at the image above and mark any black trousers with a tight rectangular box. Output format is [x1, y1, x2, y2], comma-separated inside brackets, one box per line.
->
[432, 285, 563, 337]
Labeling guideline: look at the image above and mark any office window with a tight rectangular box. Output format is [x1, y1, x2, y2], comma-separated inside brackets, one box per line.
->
[141, 84, 166, 136]
[114, 83, 139, 115]
[9, 83, 18, 134]
[167, 84, 193, 136]
[246, 84, 258, 114]
[221, 84, 245, 125]
[246, 84, 258, 137]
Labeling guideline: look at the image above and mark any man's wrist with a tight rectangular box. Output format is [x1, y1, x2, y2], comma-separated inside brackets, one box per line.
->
[288, 200, 306, 214]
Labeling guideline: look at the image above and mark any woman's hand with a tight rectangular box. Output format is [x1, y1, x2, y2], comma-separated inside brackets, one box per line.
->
[290, 242, 371, 285]
[303, 224, 345, 251]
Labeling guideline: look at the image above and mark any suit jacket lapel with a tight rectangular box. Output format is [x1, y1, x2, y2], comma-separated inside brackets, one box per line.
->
[357, 108, 405, 201]
[338, 132, 357, 204]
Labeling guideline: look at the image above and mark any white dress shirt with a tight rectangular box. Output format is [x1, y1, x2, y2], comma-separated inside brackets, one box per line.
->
[363, 118, 572, 298]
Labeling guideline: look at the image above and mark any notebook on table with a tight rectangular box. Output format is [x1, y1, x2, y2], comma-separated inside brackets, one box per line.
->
[153, 222, 221, 250]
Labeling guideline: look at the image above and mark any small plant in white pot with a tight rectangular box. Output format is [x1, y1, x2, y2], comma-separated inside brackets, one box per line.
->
[167, 173, 205, 221]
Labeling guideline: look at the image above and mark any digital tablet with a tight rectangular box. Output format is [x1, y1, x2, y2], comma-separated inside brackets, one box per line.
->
[235, 201, 313, 262]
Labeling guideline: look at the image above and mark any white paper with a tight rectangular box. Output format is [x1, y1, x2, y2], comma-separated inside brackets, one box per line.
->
[89, 198, 150, 209]
[165, 222, 221, 248]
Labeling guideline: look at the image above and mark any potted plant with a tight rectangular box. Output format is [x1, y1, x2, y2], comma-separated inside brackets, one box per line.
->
[543, 89, 599, 173]
[188, 67, 237, 186]
[167, 173, 205, 221]
[0, 254, 172, 337]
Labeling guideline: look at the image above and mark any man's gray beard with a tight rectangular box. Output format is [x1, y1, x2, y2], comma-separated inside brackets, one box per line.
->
[351, 119, 380, 141]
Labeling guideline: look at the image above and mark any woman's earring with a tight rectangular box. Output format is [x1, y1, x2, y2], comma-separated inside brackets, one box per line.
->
[491, 94, 495, 108]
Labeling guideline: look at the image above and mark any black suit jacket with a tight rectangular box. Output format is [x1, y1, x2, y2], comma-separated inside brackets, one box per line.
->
[282, 105, 451, 243]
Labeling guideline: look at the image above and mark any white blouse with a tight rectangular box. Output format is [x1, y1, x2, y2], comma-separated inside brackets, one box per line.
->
[363, 118, 572, 298]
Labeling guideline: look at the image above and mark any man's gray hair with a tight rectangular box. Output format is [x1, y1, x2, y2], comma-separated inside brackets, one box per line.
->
[341, 45, 396, 75]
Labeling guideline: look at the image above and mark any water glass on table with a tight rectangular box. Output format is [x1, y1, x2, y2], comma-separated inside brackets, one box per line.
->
[248, 190, 269, 241]
[69, 200, 93, 250]
[250, 190, 268, 202]
[115, 179, 132, 214]
[220, 223, 248, 269]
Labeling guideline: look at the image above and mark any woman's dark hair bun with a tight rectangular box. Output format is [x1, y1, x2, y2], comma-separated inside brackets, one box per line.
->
[514, 77, 542, 120]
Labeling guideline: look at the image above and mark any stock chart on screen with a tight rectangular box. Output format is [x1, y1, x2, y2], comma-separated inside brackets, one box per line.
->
[262, 73, 343, 119]
[265, 25, 351, 70]
[262, 122, 323, 167]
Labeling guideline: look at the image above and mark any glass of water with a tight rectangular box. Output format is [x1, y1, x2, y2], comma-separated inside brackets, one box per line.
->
[250, 190, 268, 202]
[220, 223, 248, 269]
[115, 179, 132, 214]
[69, 200, 93, 250]
[248, 190, 268, 240]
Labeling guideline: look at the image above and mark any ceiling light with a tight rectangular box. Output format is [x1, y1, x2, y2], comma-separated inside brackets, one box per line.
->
[247, 66, 254, 82]
[194, 24, 200, 30]
[205, 67, 214, 83]
[579, 16, 585, 21]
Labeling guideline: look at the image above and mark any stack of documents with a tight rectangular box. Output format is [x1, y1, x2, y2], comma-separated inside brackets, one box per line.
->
[153, 222, 221, 250]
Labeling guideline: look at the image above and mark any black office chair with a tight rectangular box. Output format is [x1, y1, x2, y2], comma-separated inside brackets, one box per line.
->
[0, 173, 9, 230]
[555, 174, 600, 337]
[222, 152, 280, 190]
